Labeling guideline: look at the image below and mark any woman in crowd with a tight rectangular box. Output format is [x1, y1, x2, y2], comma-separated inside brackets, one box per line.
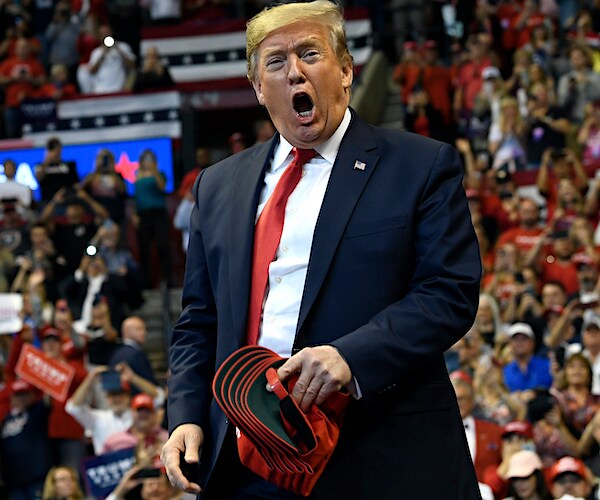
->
[42, 466, 86, 500]
[578, 99, 600, 168]
[489, 96, 527, 172]
[529, 389, 580, 468]
[474, 357, 527, 425]
[80, 149, 127, 225]
[133, 149, 171, 289]
[476, 293, 505, 349]
[503, 450, 552, 500]
[556, 353, 600, 438]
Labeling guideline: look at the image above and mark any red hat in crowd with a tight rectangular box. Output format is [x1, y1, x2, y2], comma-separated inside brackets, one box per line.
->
[131, 393, 154, 411]
[465, 189, 480, 201]
[422, 40, 437, 51]
[543, 304, 564, 318]
[55, 299, 70, 312]
[449, 370, 473, 386]
[572, 253, 596, 268]
[548, 456, 588, 484]
[212, 345, 349, 497]
[502, 421, 533, 440]
[403, 41, 418, 52]
[39, 326, 61, 341]
[10, 379, 33, 394]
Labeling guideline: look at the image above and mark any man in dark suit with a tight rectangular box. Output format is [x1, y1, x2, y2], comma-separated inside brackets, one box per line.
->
[109, 316, 157, 386]
[161, 2, 482, 499]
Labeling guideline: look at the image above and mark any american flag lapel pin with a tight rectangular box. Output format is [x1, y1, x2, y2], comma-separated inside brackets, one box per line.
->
[353, 160, 366, 171]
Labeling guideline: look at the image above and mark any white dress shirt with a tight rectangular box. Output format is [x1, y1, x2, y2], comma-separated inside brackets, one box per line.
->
[462, 415, 477, 462]
[257, 109, 351, 357]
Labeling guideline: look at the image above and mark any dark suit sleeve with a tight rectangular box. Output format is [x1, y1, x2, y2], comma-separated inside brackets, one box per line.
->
[331, 143, 481, 397]
[167, 171, 218, 433]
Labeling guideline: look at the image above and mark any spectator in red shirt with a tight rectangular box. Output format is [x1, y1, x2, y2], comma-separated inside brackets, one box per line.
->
[451, 373, 503, 482]
[495, 197, 544, 255]
[537, 148, 588, 224]
[0, 37, 46, 137]
[177, 147, 211, 199]
[453, 33, 494, 123]
[512, 2, 549, 50]
[36, 64, 78, 101]
[393, 40, 453, 126]
[481, 421, 535, 499]
[526, 228, 580, 296]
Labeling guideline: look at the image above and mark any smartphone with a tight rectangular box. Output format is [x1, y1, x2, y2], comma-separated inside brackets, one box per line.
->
[132, 468, 161, 479]
[100, 370, 122, 393]
[580, 300, 599, 311]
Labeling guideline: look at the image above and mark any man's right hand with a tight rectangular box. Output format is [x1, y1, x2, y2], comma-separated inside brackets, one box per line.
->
[161, 423, 203, 494]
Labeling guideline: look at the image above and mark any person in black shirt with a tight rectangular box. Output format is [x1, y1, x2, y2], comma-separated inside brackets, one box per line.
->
[524, 82, 571, 169]
[35, 137, 79, 205]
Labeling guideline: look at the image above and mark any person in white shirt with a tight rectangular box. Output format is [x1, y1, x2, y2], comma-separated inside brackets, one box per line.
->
[0, 159, 32, 208]
[78, 25, 135, 95]
[65, 363, 164, 455]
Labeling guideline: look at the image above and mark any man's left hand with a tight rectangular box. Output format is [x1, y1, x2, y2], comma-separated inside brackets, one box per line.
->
[276, 346, 352, 412]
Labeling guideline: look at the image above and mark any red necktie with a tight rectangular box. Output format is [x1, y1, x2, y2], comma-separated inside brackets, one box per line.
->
[246, 147, 317, 345]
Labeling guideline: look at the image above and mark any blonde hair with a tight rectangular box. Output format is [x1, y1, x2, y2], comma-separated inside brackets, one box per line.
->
[246, 0, 352, 82]
[42, 466, 85, 500]
[499, 96, 524, 135]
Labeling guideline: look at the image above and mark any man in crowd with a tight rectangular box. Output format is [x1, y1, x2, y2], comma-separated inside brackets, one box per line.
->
[110, 316, 157, 386]
[495, 197, 543, 255]
[161, 1, 481, 498]
[548, 456, 595, 500]
[66, 363, 164, 455]
[451, 372, 503, 481]
[503, 322, 553, 398]
[34, 137, 79, 205]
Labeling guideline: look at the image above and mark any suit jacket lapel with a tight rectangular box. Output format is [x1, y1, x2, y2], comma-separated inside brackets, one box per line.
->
[296, 114, 380, 338]
[228, 137, 278, 348]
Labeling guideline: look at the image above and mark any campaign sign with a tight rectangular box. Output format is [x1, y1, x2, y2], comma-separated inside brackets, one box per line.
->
[15, 343, 75, 402]
[82, 447, 136, 498]
[0, 293, 23, 334]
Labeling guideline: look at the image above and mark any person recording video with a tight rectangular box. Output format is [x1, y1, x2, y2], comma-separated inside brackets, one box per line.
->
[78, 25, 135, 95]
[80, 149, 127, 224]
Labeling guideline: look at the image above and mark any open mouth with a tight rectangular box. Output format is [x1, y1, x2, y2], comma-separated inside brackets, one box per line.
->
[293, 93, 314, 118]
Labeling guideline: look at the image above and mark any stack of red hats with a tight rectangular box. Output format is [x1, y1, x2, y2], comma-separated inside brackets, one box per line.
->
[212, 345, 349, 497]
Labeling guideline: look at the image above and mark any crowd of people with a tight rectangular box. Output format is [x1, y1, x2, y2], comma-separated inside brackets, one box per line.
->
[0, 129, 185, 497]
[388, 1, 600, 500]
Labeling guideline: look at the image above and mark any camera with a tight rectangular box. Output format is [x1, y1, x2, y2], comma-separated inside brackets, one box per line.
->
[86, 325, 105, 339]
[103, 36, 115, 48]
[100, 370, 122, 392]
[550, 149, 566, 162]
[99, 154, 110, 173]
[132, 468, 161, 480]
[86, 244, 97, 257]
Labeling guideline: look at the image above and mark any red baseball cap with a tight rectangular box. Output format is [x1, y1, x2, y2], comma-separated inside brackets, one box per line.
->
[212, 346, 349, 497]
[131, 393, 154, 411]
[502, 421, 533, 440]
[548, 456, 588, 484]
[573, 253, 596, 268]
[10, 379, 33, 394]
[40, 326, 61, 341]
[449, 370, 473, 386]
